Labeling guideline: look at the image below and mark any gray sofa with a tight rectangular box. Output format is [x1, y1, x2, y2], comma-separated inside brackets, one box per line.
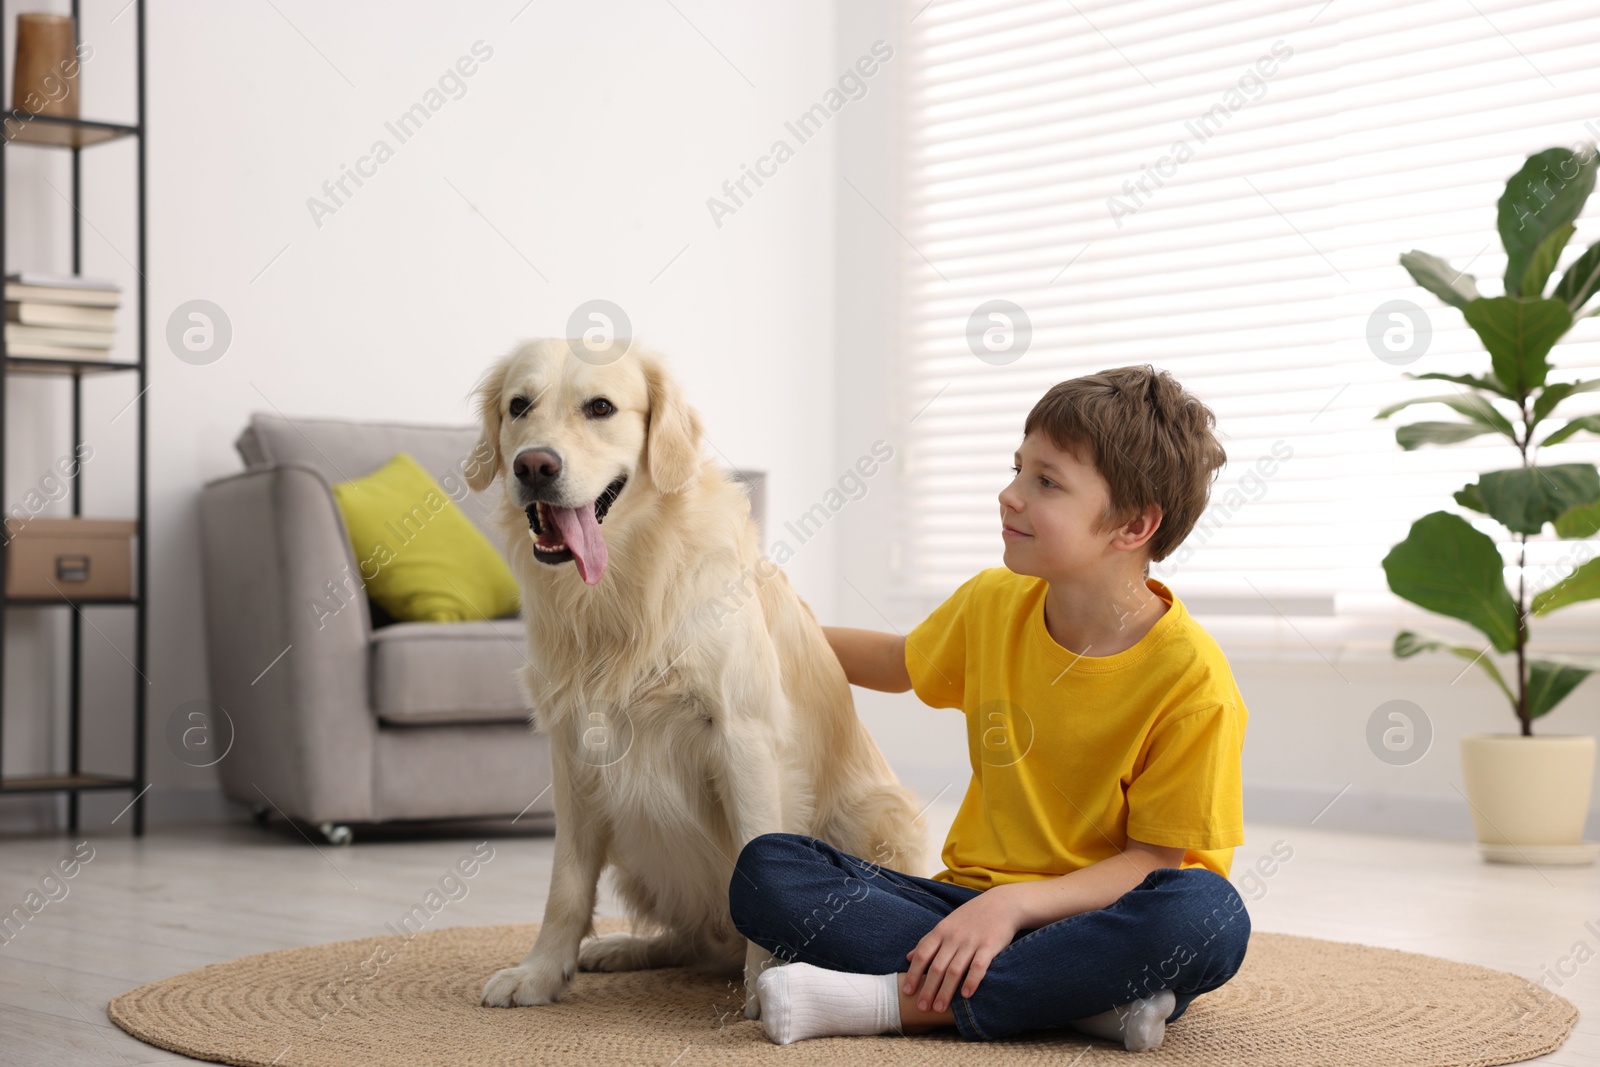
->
[197, 413, 765, 842]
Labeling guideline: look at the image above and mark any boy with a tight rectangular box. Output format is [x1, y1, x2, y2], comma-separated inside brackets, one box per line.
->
[727, 365, 1252, 1050]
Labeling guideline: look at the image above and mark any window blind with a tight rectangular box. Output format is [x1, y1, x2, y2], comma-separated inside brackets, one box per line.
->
[893, 0, 1600, 658]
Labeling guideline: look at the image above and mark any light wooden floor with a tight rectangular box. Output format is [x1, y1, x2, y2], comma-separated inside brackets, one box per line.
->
[0, 802, 1595, 1066]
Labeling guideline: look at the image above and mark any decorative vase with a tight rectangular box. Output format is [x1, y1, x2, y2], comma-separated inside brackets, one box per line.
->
[1459, 733, 1598, 865]
[11, 13, 78, 118]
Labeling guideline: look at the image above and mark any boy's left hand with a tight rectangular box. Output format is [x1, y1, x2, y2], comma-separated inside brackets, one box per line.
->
[902, 883, 1024, 1012]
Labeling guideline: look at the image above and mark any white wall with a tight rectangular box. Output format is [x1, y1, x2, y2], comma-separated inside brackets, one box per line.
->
[4, 0, 844, 830]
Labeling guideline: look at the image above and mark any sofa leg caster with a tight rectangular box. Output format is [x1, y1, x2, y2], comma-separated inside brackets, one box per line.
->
[250, 804, 271, 825]
[319, 822, 353, 846]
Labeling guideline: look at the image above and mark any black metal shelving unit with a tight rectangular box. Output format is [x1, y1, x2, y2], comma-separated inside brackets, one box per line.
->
[0, 1, 146, 835]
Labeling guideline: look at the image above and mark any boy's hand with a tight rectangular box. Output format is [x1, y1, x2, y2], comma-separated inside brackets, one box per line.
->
[902, 883, 1024, 1012]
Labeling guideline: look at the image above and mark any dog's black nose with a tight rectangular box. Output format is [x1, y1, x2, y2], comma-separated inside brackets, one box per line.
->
[513, 448, 562, 490]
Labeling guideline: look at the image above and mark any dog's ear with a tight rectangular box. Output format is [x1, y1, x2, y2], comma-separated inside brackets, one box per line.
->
[641, 351, 704, 495]
[466, 357, 508, 492]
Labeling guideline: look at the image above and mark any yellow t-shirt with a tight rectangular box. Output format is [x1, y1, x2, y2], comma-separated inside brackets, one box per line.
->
[904, 566, 1247, 889]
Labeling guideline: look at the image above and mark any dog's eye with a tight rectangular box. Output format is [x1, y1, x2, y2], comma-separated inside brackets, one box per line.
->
[508, 396, 530, 419]
[586, 398, 615, 418]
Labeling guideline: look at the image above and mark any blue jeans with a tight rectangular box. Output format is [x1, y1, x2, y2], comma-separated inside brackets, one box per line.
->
[728, 832, 1250, 1042]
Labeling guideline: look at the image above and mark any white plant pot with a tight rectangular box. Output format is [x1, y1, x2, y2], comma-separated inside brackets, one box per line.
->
[1458, 733, 1598, 865]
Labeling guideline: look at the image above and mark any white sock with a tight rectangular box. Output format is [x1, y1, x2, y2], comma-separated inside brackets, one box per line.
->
[1067, 988, 1176, 1052]
[754, 961, 902, 1044]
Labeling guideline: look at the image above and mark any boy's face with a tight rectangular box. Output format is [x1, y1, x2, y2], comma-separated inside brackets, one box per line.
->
[999, 432, 1153, 580]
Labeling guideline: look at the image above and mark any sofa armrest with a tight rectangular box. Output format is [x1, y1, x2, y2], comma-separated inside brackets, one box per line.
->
[198, 463, 377, 823]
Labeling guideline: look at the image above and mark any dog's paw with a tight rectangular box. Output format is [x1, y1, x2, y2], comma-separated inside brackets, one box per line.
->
[743, 983, 762, 1020]
[577, 931, 652, 972]
[480, 958, 570, 1007]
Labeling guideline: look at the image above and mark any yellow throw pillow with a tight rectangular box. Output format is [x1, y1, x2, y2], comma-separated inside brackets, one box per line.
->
[331, 452, 519, 623]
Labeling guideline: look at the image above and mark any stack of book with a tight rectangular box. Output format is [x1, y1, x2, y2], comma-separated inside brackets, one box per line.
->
[4, 272, 120, 362]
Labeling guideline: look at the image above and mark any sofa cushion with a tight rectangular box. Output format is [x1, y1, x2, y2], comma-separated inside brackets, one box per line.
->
[371, 618, 531, 725]
[332, 452, 521, 623]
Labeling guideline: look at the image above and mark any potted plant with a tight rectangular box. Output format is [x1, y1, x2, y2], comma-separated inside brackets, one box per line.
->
[1380, 143, 1600, 866]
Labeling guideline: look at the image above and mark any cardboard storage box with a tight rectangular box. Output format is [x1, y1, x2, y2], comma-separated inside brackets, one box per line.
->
[4, 517, 137, 599]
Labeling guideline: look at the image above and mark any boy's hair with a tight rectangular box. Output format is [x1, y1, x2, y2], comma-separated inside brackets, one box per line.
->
[1022, 364, 1226, 567]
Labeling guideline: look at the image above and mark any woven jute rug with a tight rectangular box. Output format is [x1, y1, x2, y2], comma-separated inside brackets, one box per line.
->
[108, 916, 1578, 1066]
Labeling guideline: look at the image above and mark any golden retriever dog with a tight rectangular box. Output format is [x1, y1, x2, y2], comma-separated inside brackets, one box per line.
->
[470, 338, 926, 1018]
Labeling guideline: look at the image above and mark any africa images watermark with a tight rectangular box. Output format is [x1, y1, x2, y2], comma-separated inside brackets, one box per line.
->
[1534, 916, 1600, 997]
[1233, 838, 1293, 903]
[1117, 859, 1252, 1006]
[1, 41, 93, 142]
[1, 443, 93, 545]
[1152, 439, 1293, 580]
[702, 440, 894, 628]
[1107, 39, 1293, 228]
[1503, 139, 1597, 236]
[313, 842, 496, 1029]
[305, 40, 495, 229]
[706, 40, 895, 229]
[0, 842, 96, 949]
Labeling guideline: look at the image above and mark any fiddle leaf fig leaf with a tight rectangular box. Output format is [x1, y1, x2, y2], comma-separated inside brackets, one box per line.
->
[1553, 239, 1600, 312]
[1553, 496, 1600, 538]
[1527, 659, 1593, 720]
[1531, 557, 1600, 615]
[1395, 421, 1498, 450]
[1454, 482, 1486, 514]
[1382, 512, 1519, 653]
[1471, 464, 1600, 535]
[1500, 147, 1597, 296]
[1521, 223, 1576, 298]
[1376, 394, 1516, 439]
[1532, 377, 1600, 427]
[1539, 413, 1600, 447]
[1401, 250, 1481, 309]
[1394, 630, 1514, 704]
[1462, 297, 1572, 396]
[1407, 371, 1514, 400]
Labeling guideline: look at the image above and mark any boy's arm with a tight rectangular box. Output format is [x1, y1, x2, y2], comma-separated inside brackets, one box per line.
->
[1002, 836, 1186, 929]
[821, 626, 912, 693]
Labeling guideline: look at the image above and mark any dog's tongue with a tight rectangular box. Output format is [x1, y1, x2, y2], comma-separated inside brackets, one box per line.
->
[549, 503, 608, 585]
